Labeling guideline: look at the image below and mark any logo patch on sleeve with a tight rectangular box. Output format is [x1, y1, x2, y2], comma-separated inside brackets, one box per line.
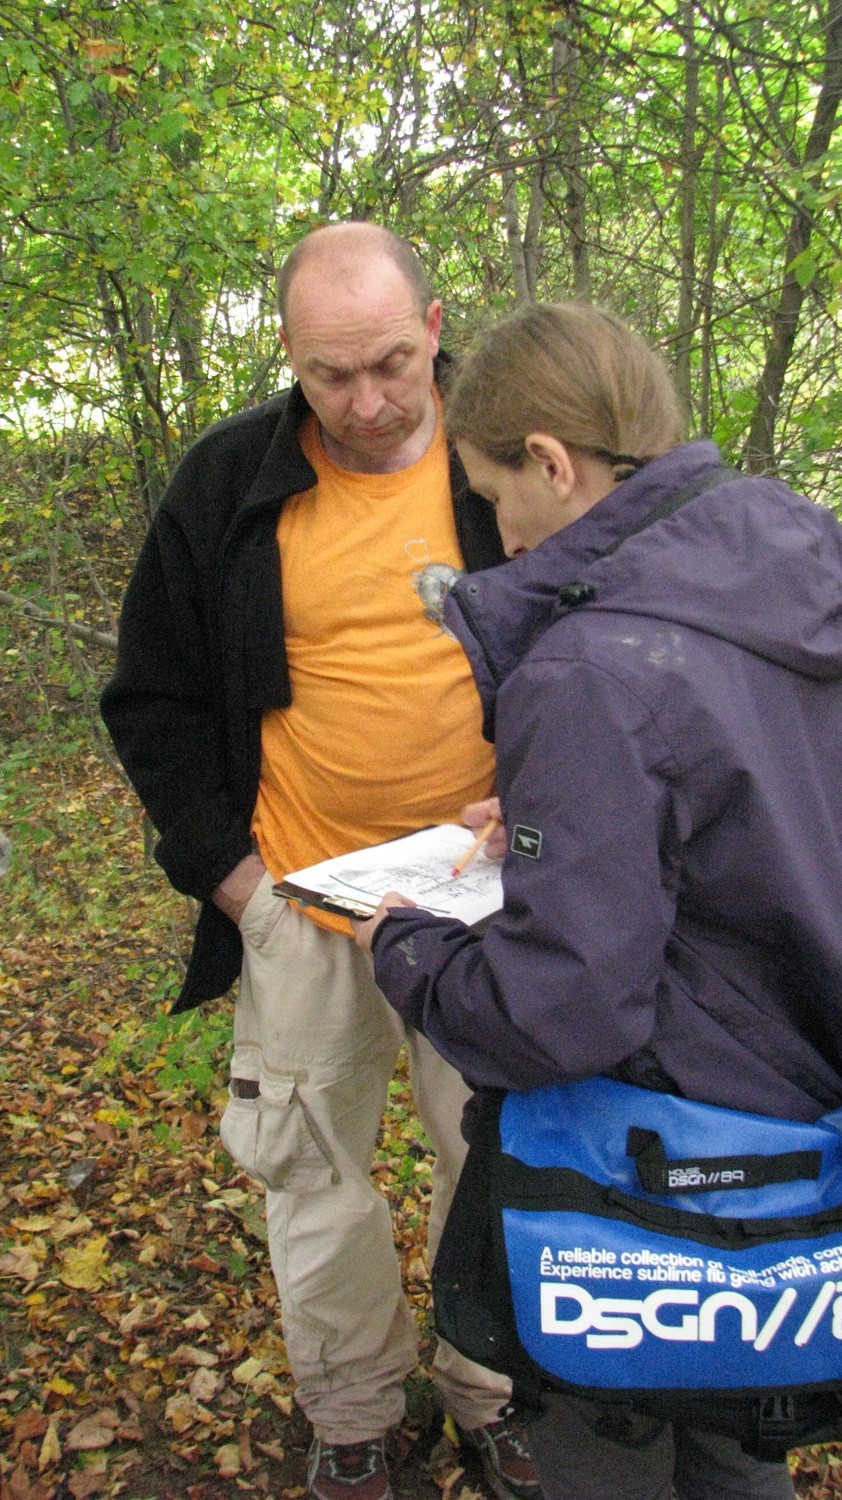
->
[511, 825, 542, 859]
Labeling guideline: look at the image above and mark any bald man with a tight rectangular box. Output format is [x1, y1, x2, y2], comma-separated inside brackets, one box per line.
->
[102, 224, 542, 1500]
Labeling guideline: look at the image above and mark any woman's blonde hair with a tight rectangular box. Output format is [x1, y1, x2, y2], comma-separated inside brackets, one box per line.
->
[445, 301, 685, 472]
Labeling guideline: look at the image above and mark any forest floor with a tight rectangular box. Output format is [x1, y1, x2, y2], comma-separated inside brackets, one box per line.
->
[2, 700, 842, 1499]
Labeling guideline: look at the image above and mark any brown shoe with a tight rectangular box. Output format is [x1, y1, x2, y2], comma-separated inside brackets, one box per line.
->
[307, 1437, 393, 1500]
[458, 1409, 544, 1500]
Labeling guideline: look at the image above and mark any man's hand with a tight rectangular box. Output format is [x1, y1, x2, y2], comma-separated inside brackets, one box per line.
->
[211, 852, 268, 925]
[353, 891, 416, 954]
[460, 796, 505, 859]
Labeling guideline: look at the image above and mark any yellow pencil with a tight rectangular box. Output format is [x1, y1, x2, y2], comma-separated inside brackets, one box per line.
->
[450, 816, 500, 877]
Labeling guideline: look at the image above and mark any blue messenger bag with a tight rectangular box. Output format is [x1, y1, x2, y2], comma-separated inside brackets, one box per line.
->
[432, 1076, 842, 1460]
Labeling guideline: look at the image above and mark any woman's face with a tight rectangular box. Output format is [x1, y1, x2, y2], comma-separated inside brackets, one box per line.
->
[456, 438, 572, 557]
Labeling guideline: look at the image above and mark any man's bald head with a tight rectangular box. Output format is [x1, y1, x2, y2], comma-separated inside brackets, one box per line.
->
[276, 222, 432, 332]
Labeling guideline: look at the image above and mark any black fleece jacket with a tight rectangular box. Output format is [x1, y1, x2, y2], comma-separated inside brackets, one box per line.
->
[101, 366, 505, 1011]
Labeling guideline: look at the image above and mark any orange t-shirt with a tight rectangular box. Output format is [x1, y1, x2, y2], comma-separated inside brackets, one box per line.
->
[251, 407, 495, 933]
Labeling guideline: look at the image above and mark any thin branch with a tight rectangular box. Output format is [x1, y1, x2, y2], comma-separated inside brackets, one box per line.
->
[0, 589, 117, 650]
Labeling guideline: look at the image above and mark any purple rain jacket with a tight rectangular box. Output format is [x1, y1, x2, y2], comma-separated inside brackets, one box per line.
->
[371, 440, 842, 1124]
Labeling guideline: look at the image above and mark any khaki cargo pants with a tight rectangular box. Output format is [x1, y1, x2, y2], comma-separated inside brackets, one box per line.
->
[220, 872, 510, 1443]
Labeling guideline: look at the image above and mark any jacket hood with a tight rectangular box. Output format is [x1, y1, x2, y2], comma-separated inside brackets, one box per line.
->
[445, 441, 842, 725]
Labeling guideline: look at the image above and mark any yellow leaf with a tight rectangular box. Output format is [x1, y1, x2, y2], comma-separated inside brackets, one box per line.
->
[12, 1214, 54, 1232]
[38, 1420, 62, 1469]
[250, 1371, 276, 1394]
[215, 1188, 250, 1208]
[442, 1413, 460, 1445]
[58, 1235, 112, 1290]
[47, 1375, 76, 1396]
[232, 1356, 264, 1385]
[214, 1442, 241, 1477]
[93, 1108, 122, 1125]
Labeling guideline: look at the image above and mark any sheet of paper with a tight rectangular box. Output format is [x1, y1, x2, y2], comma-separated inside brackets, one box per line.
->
[279, 824, 503, 925]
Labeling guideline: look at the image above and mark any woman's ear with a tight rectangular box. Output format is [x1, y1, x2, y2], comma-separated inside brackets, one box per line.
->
[524, 432, 576, 495]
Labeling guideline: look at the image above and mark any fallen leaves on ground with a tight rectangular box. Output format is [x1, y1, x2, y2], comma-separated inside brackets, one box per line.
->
[0, 746, 837, 1498]
[1, 752, 453, 1497]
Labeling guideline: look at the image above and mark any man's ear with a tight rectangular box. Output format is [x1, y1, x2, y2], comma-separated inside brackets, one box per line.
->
[524, 433, 575, 494]
[426, 299, 443, 355]
[280, 325, 294, 367]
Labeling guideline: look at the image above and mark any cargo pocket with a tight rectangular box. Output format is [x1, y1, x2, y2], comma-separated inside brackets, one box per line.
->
[237, 869, 287, 952]
[219, 1074, 335, 1193]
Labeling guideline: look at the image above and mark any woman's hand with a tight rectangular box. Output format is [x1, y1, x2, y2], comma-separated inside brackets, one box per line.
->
[460, 796, 506, 860]
[353, 891, 417, 953]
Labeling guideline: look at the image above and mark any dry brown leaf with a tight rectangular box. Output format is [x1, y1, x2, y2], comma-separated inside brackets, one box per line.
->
[255, 1440, 286, 1462]
[0, 1245, 44, 1280]
[182, 1310, 211, 1331]
[2, 1462, 54, 1500]
[403, 1250, 428, 1281]
[65, 1417, 116, 1452]
[51, 1214, 94, 1242]
[114, 1422, 145, 1443]
[67, 1470, 108, 1498]
[438, 1466, 465, 1498]
[164, 1394, 202, 1433]
[119, 1299, 165, 1334]
[12, 1410, 48, 1447]
[169, 1343, 219, 1367]
[238, 1425, 254, 1472]
[188, 1367, 222, 1402]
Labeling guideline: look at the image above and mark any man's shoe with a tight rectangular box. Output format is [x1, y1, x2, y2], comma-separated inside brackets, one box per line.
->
[457, 1408, 544, 1500]
[307, 1437, 393, 1500]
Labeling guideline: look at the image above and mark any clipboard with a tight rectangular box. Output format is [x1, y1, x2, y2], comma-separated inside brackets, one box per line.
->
[273, 823, 503, 926]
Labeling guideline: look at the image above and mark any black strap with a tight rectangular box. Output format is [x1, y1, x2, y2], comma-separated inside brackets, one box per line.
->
[557, 466, 740, 613]
[601, 466, 740, 558]
[626, 1125, 822, 1196]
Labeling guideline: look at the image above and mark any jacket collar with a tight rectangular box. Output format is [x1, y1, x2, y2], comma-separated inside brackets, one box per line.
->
[242, 383, 316, 511]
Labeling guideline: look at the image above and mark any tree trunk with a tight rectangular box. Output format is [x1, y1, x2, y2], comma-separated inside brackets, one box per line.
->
[550, 17, 591, 299]
[675, 0, 700, 413]
[502, 166, 533, 303]
[743, 0, 842, 473]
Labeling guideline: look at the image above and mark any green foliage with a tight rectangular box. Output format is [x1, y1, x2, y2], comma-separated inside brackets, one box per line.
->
[95, 1003, 233, 1104]
[2, 0, 842, 1103]
[0, 0, 840, 498]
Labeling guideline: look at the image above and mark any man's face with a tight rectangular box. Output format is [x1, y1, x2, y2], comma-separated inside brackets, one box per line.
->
[282, 257, 442, 472]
